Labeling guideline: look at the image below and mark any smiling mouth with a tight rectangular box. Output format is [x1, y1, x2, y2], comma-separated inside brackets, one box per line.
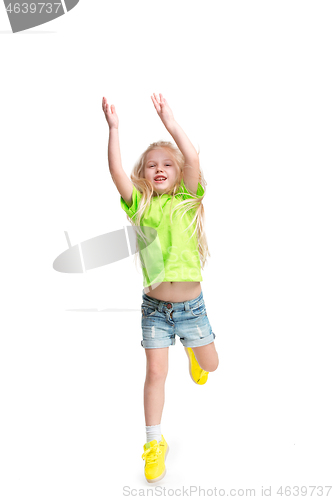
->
[154, 177, 167, 182]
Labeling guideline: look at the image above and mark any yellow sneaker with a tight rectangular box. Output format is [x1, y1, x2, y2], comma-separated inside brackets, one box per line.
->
[185, 347, 209, 385]
[142, 435, 169, 483]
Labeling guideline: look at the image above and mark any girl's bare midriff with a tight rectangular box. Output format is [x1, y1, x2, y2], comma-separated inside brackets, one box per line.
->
[144, 282, 202, 302]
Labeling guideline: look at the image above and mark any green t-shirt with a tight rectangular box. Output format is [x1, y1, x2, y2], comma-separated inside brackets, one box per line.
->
[120, 178, 204, 287]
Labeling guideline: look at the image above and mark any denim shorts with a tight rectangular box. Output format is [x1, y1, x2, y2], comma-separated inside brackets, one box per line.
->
[141, 290, 216, 349]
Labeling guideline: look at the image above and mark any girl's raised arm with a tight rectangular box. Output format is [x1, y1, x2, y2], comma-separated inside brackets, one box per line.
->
[102, 97, 133, 206]
[151, 93, 200, 195]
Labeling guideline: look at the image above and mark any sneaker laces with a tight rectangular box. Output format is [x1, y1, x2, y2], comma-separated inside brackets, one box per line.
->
[142, 443, 162, 464]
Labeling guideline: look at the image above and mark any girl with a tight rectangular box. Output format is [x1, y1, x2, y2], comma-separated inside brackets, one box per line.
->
[102, 93, 219, 483]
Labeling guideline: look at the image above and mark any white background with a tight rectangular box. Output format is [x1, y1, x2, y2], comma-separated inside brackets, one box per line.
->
[0, 1, 332, 498]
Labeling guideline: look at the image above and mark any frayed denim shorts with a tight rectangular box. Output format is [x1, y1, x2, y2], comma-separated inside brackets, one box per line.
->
[141, 290, 216, 349]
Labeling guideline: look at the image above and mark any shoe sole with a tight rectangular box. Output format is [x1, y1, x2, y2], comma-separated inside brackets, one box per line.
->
[145, 445, 169, 483]
[185, 347, 197, 384]
[184, 347, 208, 385]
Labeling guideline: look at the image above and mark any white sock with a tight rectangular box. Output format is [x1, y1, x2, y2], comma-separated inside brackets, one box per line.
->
[146, 424, 162, 444]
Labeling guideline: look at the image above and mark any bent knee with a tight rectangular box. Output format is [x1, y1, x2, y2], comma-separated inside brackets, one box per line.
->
[203, 357, 219, 372]
[208, 362, 219, 372]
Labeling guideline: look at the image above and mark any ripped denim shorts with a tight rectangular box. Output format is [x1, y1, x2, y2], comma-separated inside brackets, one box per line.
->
[141, 290, 216, 349]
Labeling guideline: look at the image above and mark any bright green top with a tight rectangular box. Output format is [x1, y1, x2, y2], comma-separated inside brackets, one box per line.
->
[120, 178, 204, 287]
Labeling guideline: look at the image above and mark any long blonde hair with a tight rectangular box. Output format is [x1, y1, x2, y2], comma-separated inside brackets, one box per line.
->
[125, 140, 210, 269]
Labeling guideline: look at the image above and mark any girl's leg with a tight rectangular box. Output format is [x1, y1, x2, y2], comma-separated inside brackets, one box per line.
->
[191, 342, 219, 372]
[144, 347, 169, 426]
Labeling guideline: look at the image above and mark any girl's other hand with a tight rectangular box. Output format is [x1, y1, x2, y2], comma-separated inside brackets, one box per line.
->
[102, 97, 119, 129]
[151, 93, 175, 126]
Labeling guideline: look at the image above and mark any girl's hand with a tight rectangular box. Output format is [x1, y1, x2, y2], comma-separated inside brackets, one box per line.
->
[151, 93, 175, 127]
[102, 97, 119, 129]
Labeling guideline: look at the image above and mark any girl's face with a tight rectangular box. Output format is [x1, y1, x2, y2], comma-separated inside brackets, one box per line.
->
[144, 148, 179, 194]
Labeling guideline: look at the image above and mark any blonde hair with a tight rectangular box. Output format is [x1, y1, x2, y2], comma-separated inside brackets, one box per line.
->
[124, 140, 210, 270]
